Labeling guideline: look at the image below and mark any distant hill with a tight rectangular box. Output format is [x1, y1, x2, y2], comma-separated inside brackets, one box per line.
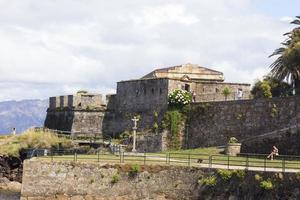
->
[0, 99, 48, 134]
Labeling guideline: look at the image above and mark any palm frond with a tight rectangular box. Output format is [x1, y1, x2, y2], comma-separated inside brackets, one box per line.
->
[269, 48, 286, 57]
[291, 19, 300, 25]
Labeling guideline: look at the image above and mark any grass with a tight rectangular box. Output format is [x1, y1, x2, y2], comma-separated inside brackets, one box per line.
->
[163, 147, 224, 155]
[37, 149, 300, 171]
[0, 130, 73, 157]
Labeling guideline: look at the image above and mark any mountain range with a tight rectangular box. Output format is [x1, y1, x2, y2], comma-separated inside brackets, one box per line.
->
[0, 99, 48, 134]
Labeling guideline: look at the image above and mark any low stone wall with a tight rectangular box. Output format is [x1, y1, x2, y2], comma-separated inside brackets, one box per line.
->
[21, 160, 300, 200]
[21, 160, 203, 200]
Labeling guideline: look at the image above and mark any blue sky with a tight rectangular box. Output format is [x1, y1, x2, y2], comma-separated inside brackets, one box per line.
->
[0, 0, 298, 101]
[252, 0, 300, 17]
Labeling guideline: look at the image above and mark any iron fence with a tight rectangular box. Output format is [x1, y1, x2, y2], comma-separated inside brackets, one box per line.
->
[27, 149, 300, 173]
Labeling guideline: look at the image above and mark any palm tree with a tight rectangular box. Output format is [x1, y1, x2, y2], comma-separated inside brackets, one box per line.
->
[269, 16, 300, 95]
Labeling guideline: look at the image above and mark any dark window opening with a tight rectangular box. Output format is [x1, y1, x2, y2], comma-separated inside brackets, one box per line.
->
[216, 88, 219, 93]
[185, 84, 190, 92]
[159, 88, 162, 95]
[151, 88, 155, 94]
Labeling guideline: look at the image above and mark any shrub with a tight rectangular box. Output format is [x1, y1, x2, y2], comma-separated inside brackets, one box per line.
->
[200, 175, 217, 187]
[228, 137, 238, 143]
[77, 90, 88, 94]
[168, 89, 192, 107]
[128, 164, 141, 178]
[217, 169, 233, 181]
[233, 170, 245, 179]
[260, 179, 274, 190]
[255, 174, 263, 181]
[111, 174, 120, 184]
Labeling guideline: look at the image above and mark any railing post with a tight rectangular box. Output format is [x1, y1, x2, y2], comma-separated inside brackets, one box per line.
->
[74, 152, 76, 162]
[144, 152, 146, 165]
[97, 151, 100, 163]
[209, 155, 212, 169]
[227, 155, 230, 169]
[119, 151, 122, 163]
[166, 153, 168, 164]
[246, 155, 249, 170]
[122, 151, 125, 163]
[282, 158, 285, 173]
[264, 158, 266, 172]
[51, 151, 53, 162]
[188, 153, 191, 167]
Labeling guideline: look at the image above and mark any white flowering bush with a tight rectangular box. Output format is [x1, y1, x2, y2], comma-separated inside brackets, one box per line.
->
[168, 89, 192, 107]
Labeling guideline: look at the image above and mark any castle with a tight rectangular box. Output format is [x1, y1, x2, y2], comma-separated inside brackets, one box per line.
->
[44, 63, 251, 137]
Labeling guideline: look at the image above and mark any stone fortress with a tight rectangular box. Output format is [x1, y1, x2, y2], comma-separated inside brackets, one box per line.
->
[45, 63, 251, 136]
[44, 63, 300, 154]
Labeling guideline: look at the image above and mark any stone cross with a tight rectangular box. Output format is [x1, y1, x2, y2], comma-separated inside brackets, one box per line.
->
[131, 116, 139, 153]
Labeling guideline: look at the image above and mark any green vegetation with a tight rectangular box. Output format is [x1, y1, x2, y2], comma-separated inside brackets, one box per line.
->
[228, 137, 238, 144]
[163, 147, 223, 155]
[0, 131, 72, 157]
[233, 170, 245, 179]
[77, 90, 88, 94]
[217, 169, 233, 181]
[201, 175, 217, 187]
[255, 174, 263, 181]
[270, 103, 278, 118]
[128, 164, 141, 178]
[222, 87, 231, 101]
[111, 174, 120, 184]
[162, 109, 185, 150]
[251, 80, 272, 98]
[269, 16, 300, 95]
[251, 76, 292, 99]
[260, 179, 274, 190]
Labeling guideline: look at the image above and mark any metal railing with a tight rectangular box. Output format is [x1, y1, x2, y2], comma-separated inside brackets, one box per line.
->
[28, 149, 300, 173]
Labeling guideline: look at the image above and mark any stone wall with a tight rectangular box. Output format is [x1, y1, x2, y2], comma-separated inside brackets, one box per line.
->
[21, 160, 300, 200]
[168, 79, 250, 102]
[21, 160, 204, 200]
[44, 109, 105, 135]
[102, 79, 169, 136]
[187, 96, 300, 149]
[49, 93, 103, 110]
[136, 131, 168, 152]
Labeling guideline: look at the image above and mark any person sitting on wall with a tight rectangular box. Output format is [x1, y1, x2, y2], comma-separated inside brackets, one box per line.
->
[267, 146, 279, 160]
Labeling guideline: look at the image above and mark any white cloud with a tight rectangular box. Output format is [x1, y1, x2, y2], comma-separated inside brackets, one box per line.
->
[0, 0, 292, 101]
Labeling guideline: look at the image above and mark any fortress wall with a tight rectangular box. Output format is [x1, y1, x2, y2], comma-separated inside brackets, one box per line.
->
[115, 78, 169, 112]
[167, 79, 251, 102]
[102, 79, 169, 136]
[44, 110, 105, 135]
[187, 96, 300, 149]
[195, 82, 251, 102]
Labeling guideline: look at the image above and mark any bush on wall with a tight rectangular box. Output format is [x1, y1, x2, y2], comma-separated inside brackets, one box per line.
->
[168, 89, 192, 108]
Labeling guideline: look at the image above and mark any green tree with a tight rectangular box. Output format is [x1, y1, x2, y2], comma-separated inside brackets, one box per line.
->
[251, 80, 272, 99]
[251, 76, 293, 98]
[269, 16, 300, 95]
[222, 87, 231, 101]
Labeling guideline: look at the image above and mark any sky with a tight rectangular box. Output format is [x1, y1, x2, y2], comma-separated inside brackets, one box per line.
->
[0, 0, 299, 101]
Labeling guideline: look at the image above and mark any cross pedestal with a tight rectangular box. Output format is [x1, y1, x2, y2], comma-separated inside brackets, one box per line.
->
[131, 117, 139, 153]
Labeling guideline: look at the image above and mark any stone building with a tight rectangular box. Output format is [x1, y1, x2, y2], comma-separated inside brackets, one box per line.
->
[45, 63, 251, 137]
[44, 92, 106, 136]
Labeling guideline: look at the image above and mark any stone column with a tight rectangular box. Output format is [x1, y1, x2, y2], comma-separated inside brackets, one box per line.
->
[131, 117, 139, 153]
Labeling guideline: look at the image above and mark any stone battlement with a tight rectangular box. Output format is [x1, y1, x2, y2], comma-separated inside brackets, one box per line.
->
[49, 92, 104, 110]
